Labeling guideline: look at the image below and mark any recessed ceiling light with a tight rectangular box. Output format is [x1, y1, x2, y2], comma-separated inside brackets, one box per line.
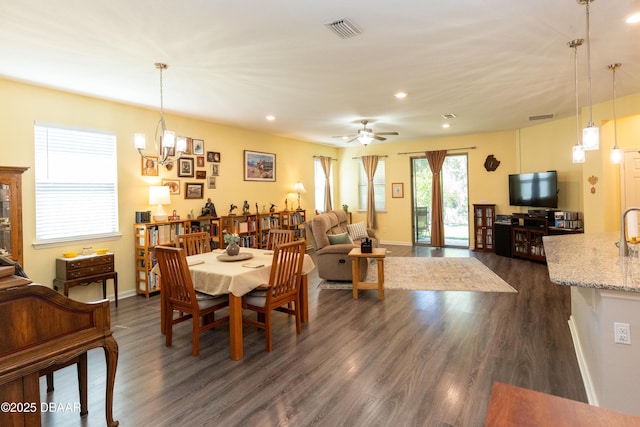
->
[265, 115, 276, 121]
[627, 12, 640, 24]
[394, 92, 408, 99]
[442, 123, 451, 129]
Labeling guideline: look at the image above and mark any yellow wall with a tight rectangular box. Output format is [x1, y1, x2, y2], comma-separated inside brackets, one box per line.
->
[2, 76, 640, 301]
[0, 78, 337, 300]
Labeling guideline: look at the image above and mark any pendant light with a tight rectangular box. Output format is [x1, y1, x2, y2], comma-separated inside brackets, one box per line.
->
[569, 39, 585, 163]
[134, 63, 187, 169]
[609, 63, 622, 164]
[579, 0, 599, 151]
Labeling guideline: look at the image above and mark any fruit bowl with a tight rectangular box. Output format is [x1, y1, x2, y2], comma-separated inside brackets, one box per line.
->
[63, 251, 78, 258]
[95, 248, 108, 255]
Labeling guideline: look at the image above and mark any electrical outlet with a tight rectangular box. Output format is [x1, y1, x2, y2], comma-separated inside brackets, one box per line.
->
[614, 322, 631, 345]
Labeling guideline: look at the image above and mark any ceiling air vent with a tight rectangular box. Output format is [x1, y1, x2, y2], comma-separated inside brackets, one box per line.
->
[528, 113, 555, 121]
[325, 18, 361, 39]
[442, 113, 457, 119]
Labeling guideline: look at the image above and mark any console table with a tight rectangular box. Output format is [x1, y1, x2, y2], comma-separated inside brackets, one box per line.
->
[54, 253, 118, 307]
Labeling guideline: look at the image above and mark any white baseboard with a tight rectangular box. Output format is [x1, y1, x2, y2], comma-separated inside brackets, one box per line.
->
[379, 240, 412, 246]
[568, 315, 599, 406]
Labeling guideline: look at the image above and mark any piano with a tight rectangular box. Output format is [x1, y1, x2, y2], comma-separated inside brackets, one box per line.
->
[0, 277, 118, 427]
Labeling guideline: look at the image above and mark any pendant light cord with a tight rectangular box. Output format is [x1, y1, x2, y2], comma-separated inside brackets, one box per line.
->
[585, 0, 594, 127]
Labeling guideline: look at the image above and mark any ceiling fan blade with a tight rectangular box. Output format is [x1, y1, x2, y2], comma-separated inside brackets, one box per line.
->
[374, 132, 399, 136]
[332, 134, 357, 139]
[346, 136, 359, 143]
[373, 135, 387, 141]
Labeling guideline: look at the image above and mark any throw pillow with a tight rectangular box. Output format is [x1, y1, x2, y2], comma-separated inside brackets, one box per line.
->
[347, 222, 368, 241]
[328, 232, 353, 245]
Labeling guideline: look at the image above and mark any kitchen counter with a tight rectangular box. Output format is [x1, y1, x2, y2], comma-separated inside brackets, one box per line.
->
[543, 232, 640, 293]
[542, 231, 640, 416]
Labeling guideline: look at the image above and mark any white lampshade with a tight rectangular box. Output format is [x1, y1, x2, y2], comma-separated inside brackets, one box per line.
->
[611, 147, 622, 164]
[582, 125, 599, 150]
[572, 144, 585, 164]
[176, 136, 187, 153]
[134, 133, 146, 150]
[162, 130, 176, 148]
[149, 186, 171, 222]
[294, 181, 306, 193]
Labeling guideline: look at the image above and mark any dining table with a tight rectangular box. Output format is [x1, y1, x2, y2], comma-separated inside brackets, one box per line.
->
[157, 246, 315, 360]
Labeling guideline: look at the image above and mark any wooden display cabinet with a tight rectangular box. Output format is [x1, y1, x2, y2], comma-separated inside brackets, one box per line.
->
[0, 166, 28, 267]
[511, 214, 548, 262]
[473, 204, 495, 252]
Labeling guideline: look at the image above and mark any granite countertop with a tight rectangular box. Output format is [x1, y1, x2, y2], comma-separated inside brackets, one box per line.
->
[543, 232, 640, 293]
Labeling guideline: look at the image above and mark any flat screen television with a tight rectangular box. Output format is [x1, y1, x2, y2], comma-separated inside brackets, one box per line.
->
[509, 171, 558, 208]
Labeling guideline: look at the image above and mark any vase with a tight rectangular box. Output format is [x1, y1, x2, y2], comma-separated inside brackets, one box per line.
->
[226, 242, 240, 256]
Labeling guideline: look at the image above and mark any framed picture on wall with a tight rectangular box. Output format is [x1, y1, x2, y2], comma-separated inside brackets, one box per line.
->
[162, 179, 180, 195]
[185, 182, 203, 199]
[392, 182, 404, 198]
[142, 156, 158, 176]
[196, 170, 206, 179]
[193, 139, 204, 155]
[244, 150, 275, 182]
[178, 157, 194, 177]
[196, 156, 205, 167]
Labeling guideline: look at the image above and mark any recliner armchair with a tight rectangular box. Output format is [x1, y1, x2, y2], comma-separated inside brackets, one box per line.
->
[304, 210, 379, 281]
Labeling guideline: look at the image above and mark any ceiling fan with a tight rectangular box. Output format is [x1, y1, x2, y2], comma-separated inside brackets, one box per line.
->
[333, 120, 399, 145]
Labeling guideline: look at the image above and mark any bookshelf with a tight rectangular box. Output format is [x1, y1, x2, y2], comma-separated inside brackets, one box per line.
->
[134, 219, 191, 298]
[280, 210, 306, 240]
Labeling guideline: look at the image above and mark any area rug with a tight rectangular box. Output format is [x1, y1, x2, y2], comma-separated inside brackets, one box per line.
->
[318, 257, 517, 293]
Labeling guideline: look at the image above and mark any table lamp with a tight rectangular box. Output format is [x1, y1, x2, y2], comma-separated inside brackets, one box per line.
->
[149, 185, 171, 222]
[294, 181, 306, 211]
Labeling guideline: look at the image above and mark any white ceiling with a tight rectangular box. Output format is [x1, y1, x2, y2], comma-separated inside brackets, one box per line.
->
[1, 0, 639, 147]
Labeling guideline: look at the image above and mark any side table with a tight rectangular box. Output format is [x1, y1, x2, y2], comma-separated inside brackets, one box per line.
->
[348, 247, 386, 300]
[53, 253, 118, 307]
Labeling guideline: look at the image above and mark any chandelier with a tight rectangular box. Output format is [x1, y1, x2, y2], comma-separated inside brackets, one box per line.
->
[609, 63, 622, 164]
[569, 39, 585, 164]
[134, 63, 187, 169]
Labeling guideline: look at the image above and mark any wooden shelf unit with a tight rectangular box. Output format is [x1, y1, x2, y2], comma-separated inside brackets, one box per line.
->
[257, 212, 281, 248]
[473, 204, 495, 252]
[189, 216, 221, 250]
[280, 210, 306, 240]
[510, 214, 548, 262]
[134, 219, 190, 298]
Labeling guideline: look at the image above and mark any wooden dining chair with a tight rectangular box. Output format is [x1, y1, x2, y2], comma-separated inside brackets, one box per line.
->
[175, 231, 211, 255]
[266, 229, 295, 250]
[242, 239, 306, 352]
[155, 246, 229, 356]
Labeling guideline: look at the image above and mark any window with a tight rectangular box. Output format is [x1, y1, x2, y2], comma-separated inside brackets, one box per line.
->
[34, 122, 119, 245]
[359, 159, 386, 211]
[314, 158, 334, 212]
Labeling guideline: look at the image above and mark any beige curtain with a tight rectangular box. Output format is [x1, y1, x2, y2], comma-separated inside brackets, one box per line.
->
[361, 155, 379, 229]
[320, 156, 333, 212]
[426, 150, 447, 246]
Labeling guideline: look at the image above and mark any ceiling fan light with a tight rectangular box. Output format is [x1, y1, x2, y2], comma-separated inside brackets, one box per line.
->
[359, 134, 373, 145]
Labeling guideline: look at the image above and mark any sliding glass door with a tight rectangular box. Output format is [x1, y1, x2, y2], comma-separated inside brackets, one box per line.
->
[412, 154, 469, 247]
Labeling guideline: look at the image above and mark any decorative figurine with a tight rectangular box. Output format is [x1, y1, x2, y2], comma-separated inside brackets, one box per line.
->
[242, 200, 250, 215]
[255, 202, 259, 214]
[284, 199, 288, 211]
[270, 203, 276, 213]
[229, 204, 237, 216]
[200, 198, 217, 217]
[262, 205, 267, 214]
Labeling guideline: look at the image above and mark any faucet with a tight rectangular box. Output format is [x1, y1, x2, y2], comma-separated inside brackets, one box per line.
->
[620, 207, 640, 257]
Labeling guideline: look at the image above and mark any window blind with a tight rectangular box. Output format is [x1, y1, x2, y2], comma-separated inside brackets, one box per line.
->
[34, 122, 119, 243]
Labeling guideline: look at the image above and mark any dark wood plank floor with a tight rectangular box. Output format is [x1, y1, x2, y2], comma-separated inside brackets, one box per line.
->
[39, 246, 586, 426]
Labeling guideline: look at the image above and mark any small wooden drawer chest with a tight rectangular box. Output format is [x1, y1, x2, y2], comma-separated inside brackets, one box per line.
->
[54, 253, 118, 306]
